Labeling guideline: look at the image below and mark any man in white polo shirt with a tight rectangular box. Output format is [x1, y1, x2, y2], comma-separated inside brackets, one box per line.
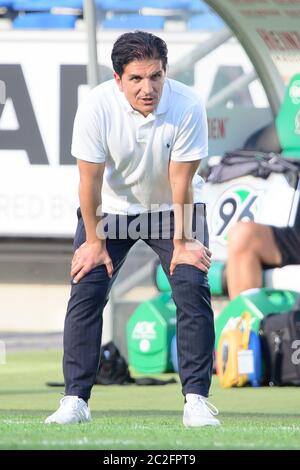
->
[45, 31, 220, 427]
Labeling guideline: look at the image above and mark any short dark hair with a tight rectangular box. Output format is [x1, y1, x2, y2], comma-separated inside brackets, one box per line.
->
[111, 30, 168, 76]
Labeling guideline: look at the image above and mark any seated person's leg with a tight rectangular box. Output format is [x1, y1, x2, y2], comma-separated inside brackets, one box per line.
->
[271, 226, 300, 267]
[227, 221, 282, 299]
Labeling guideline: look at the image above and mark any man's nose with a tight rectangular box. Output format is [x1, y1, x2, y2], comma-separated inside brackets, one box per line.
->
[142, 79, 153, 94]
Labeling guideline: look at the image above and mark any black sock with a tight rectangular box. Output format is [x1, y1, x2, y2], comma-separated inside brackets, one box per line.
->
[78, 396, 88, 404]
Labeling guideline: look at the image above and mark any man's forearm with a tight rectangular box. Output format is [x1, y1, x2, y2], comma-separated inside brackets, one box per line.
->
[169, 160, 199, 244]
[171, 181, 194, 244]
[79, 179, 105, 244]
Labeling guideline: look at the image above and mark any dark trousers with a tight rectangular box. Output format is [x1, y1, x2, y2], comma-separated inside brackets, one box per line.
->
[63, 204, 215, 400]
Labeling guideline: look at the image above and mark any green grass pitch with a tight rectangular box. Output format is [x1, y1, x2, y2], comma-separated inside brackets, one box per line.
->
[0, 350, 300, 450]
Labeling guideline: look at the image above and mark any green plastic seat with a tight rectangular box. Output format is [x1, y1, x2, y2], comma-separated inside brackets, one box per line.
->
[275, 73, 300, 160]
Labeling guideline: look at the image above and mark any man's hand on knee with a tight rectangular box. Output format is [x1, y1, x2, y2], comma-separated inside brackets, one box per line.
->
[170, 239, 211, 276]
[71, 241, 113, 283]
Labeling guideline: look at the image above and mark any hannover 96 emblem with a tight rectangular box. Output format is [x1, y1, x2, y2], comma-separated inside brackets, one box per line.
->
[211, 186, 261, 244]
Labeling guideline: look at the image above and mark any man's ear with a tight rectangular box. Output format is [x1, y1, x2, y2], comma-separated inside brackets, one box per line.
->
[114, 72, 123, 91]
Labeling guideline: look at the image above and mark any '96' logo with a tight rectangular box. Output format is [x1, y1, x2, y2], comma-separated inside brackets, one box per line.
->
[211, 186, 261, 244]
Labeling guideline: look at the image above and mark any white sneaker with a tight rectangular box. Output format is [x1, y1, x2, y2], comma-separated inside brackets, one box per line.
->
[183, 394, 220, 427]
[45, 396, 91, 425]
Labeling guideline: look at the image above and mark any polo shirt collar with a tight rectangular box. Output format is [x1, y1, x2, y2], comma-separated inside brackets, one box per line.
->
[115, 78, 171, 116]
[116, 84, 133, 113]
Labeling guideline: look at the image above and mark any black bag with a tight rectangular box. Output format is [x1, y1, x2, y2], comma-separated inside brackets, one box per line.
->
[95, 341, 134, 385]
[260, 310, 300, 386]
[207, 150, 300, 184]
[47, 341, 177, 387]
[95, 341, 177, 386]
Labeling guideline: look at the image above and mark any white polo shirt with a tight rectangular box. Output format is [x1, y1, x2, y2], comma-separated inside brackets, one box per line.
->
[71, 78, 208, 215]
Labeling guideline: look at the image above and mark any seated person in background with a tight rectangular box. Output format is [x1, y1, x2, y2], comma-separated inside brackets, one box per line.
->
[226, 221, 300, 299]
